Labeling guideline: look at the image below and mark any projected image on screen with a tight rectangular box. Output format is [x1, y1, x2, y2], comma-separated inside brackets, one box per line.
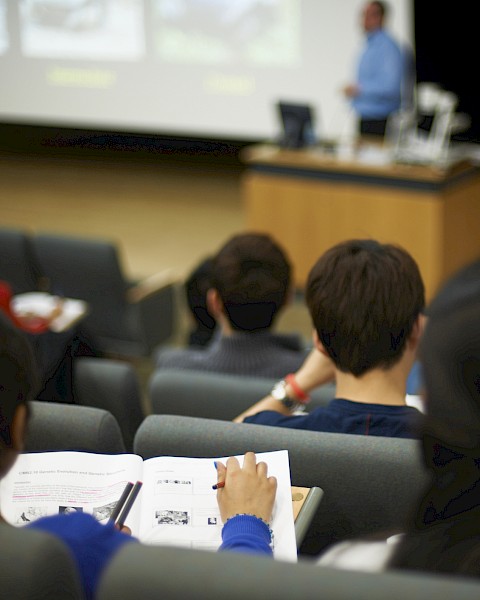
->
[20, 0, 145, 60]
[0, 1, 414, 141]
[0, 0, 8, 54]
[152, 0, 300, 67]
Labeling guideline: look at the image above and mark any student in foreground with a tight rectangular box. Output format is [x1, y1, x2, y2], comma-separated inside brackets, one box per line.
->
[235, 239, 425, 439]
[318, 257, 480, 576]
[0, 311, 276, 599]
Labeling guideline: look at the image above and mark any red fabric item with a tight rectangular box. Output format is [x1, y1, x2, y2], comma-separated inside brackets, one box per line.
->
[0, 281, 49, 334]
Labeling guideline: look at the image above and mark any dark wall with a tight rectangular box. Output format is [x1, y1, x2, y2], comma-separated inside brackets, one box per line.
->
[414, 2, 478, 142]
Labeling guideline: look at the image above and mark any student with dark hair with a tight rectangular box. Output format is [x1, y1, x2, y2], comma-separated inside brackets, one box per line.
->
[184, 256, 217, 348]
[317, 257, 480, 575]
[235, 239, 425, 439]
[0, 311, 136, 599]
[387, 258, 480, 576]
[155, 232, 308, 378]
[0, 311, 277, 596]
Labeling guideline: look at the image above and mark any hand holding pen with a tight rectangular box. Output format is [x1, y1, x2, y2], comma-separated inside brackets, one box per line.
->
[214, 451, 277, 524]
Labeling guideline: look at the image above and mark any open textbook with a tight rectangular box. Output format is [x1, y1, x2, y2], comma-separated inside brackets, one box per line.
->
[0, 450, 297, 562]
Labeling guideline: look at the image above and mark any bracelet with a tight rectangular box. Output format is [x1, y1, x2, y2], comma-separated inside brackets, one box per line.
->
[285, 373, 310, 404]
[226, 513, 274, 549]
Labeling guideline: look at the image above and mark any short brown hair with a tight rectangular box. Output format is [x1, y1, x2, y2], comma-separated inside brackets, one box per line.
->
[0, 312, 38, 450]
[306, 239, 424, 376]
[211, 232, 291, 331]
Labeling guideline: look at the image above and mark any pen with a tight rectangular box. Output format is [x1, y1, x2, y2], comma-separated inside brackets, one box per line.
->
[212, 481, 225, 490]
[116, 481, 143, 528]
[109, 481, 134, 524]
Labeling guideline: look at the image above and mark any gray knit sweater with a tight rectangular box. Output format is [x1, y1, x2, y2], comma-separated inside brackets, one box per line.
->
[155, 330, 309, 378]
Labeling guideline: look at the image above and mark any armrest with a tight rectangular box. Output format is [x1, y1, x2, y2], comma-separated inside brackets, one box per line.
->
[126, 268, 181, 304]
[293, 486, 324, 548]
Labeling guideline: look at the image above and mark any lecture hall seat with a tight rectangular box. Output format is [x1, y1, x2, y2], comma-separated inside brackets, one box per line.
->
[73, 356, 145, 452]
[30, 232, 179, 358]
[148, 368, 334, 421]
[134, 414, 430, 555]
[98, 542, 480, 600]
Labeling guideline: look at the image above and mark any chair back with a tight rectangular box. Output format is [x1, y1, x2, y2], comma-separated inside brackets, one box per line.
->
[74, 357, 145, 452]
[98, 542, 480, 600]
[0, 226, 40, 294]
[0, 522, 83, 600]
[148, 368, 333, 421]
[26, 400, 126, 454]
[134, 415, 430, 554]
[30, 232, 177, 357]
[30, 233, 130, 339]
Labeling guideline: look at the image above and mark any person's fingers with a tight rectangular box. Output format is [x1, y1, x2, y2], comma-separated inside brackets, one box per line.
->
[215, 460, 226, 485]
[268, 475, 278, 491]
[242, 451, 257, 472]
[256, 460, 268, 477]
[116, 524, 132, 536]
[225, 455, 241, 474]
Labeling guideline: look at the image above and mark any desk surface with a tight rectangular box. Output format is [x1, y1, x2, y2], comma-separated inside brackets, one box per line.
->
[241, 143, 477, 186]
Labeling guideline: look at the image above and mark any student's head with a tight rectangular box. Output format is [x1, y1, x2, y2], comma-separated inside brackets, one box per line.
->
[306, 239, 425, 377]
[0, 312, 39, 477]
[209, 233, 292, 332]
[418, 259, 480, 450]
[184, 256, 216, 346]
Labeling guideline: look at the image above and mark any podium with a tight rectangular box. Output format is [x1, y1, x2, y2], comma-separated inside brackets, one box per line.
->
[241, 143, 480, 300]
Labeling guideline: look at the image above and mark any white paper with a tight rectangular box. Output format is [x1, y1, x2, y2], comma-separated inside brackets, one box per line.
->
[11, 292, 88, 332]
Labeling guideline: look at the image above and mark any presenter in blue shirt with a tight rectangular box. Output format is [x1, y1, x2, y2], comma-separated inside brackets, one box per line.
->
[343, 1, 404, 137]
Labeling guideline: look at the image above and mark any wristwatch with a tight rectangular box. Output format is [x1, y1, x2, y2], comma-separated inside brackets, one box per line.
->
[270, 379, 303, 412]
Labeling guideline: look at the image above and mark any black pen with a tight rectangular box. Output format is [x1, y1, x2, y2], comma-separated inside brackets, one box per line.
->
[109, 481, 134, 524]
[116, 481, 143, 528]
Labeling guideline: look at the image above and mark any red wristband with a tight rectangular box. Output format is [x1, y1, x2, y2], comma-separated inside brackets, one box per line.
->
[285, 373, 310, 404]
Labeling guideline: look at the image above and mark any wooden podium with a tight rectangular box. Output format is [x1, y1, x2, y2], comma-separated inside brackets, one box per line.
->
[241, 143, 480, 300]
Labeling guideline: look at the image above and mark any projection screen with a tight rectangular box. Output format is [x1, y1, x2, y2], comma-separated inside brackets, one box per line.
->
[0, 0, 414, 141]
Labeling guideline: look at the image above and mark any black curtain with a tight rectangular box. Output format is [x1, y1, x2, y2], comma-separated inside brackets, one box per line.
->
[414, 2, 478, 142]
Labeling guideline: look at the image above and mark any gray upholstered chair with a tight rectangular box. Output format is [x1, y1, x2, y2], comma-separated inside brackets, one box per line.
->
[30, 232, 179, 358]
[25, 400, 126, 454]
[97, 542, 480, 600]
[0, 226, 40, 294]
[73, 356, 145, 452]
[134, 415, 430, 555]
[0, 522, 83, 600]
[148, 368, 334, 421]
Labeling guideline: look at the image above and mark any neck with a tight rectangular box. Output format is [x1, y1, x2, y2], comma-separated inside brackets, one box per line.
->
[335, 361, 409, 406]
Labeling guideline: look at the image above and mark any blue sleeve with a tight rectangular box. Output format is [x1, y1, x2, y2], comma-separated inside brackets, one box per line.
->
[219, 514, 273, 557]
[244, 410, 316, 429]
[27, 512, 137, 600]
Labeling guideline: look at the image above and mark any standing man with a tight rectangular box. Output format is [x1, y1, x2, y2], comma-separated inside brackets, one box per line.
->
[343, 1, 404, 137]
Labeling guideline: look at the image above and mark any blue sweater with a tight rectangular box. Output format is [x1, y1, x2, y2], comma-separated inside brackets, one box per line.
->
[28, 512, 135, 600]
[29, 512, 272, 598]
[244, 398, 422, 439]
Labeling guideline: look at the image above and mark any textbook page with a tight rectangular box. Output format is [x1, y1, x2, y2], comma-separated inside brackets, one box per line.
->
[0, 451, 143, 526]
[138, 450, 296, 562]
[0, 449, 296, 561]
